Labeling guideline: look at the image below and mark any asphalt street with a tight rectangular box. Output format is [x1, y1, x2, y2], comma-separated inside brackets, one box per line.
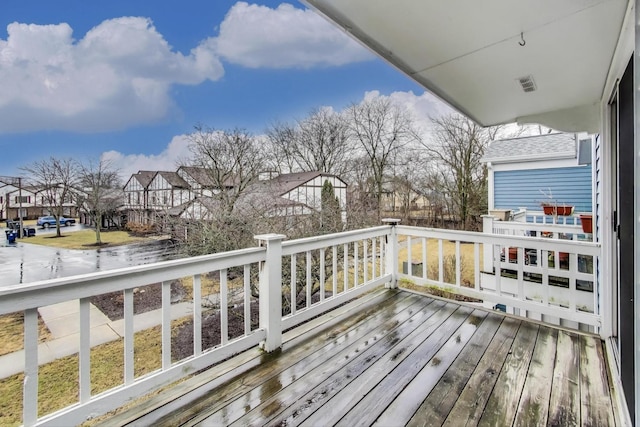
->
[0, 236, 177, 286]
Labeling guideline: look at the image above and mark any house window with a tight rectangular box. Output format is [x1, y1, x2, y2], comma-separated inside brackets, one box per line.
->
[128, 193, 131, 204]
[14, 196, 30, 204]
[136, 192, 141, 204]
[163, 193, 168, 204]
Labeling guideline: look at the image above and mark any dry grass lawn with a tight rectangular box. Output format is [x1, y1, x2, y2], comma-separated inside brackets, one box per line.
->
[0, 318, 192, 427]
[24, 230, 149, 250]
[397, 237, 484, 286]
[0, 312, 51, 356]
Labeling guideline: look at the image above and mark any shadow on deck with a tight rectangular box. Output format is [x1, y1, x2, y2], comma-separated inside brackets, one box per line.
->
[102, 289, 619, 426]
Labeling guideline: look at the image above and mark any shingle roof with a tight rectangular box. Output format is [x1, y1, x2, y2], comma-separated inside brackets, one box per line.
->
[157, 171, 190, 189]
[251, 171, 329, 196]
[482, 133, 577, 164]
[133, 171, 157, 188]
[178, 166, 237, 188]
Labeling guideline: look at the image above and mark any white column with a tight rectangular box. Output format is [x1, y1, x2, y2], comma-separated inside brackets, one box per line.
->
[255, 233, 286, 352]
[382, 218, 400, 289]
[481, 214, 495, 272]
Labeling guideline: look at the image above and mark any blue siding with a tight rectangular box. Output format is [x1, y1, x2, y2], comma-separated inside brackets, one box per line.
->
[494, 166, 592, 213]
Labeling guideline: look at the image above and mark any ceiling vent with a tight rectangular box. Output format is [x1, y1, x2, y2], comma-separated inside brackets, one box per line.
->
[517, 75, 537, 93]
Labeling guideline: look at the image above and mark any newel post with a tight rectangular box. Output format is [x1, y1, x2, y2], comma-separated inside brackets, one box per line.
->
[254, 233, 286, 352]
[382, 218, 401, 289]
[481, 215, 495, 273]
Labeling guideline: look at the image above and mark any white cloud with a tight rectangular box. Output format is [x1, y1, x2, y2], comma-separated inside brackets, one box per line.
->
[105, 89, 451, 180]
[0, 18, 223, 133]
[359, 90, 454, 134]
[102, 134, 192, 179]
[0, 3, 377, 134]
[210, 2, 372, 68]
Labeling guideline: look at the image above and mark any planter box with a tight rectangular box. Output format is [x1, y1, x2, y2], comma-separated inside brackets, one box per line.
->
[541, 204, 574, 216]
[489, 209, 511, 221]
[580, 214, 593, 233]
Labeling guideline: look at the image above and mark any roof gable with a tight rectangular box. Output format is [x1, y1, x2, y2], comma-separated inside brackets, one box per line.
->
[482, 132, 577, 164]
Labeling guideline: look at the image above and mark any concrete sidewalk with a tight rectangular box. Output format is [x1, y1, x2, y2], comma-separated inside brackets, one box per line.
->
[0, 301, 196, 379]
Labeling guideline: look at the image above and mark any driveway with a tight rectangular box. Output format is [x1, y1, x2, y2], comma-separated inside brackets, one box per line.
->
[0, 239, 178, 286]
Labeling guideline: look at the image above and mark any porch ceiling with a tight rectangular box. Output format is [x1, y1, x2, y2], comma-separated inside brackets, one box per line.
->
[304, 0, 629, 131]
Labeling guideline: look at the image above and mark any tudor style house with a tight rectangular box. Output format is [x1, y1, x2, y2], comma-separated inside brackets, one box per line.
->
[166, 170, 347, 223]
[122, 170, 156, 224]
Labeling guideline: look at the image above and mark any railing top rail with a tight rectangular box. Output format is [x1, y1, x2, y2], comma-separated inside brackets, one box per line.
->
[282, 225, 391, 255]
[0, 246, 266, 315]
[492, 221, 583, 233]
[396, 225, 600, 255]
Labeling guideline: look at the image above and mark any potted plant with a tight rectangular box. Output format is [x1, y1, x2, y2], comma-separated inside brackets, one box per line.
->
[579, 214, 593, 233]
[538, 189, 574, 216]
[540, 203, 574, 216]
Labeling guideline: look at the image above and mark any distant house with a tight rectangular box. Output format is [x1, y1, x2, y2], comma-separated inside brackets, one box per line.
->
[166, 171, 348, 235]
[3, 184, 79, 220]
[1, 185, 35, 220]
[122, 171, 156, 224]
[148, 171, 191, 212]
[482, 132, 595, 220]
[250, 171, 348, 222]
[78, 188, 125, 229]
[176, 166, 231, 197]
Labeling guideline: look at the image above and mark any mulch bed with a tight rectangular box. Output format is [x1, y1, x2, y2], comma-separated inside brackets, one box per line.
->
[172, 302, 260, 361]
[90, 282, 188, 321]
[91, 281, 335, 363]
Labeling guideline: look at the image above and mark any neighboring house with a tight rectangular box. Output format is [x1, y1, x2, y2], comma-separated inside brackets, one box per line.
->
[148, 171, 191, 212]
[251, 171, 348, 222]
[2, 183, 81, 220]
[176, 166, 221, 197]
[166, 171, 347, 231]
[380, 184, 431, 213]
[483, 132, 595, 219]
[122, 171, 156, 224]
[78, 188, 126, 229]
[0, 184, 23, 220]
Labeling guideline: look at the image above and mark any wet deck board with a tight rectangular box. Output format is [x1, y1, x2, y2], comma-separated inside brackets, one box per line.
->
[107, 290, 618, 427]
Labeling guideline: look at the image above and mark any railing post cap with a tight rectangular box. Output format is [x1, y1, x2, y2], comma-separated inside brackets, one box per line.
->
[481, 214, 495, 218]
[381, 218, 401, 226]
[254, 233, 287, 242]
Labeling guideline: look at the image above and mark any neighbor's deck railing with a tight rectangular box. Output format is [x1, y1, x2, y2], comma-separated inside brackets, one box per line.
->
[397, 222, 600, 330]
[0, 222, 601, 426]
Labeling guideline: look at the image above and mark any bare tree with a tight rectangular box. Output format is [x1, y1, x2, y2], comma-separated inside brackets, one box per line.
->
[188, 126, 265, 214]
[422, 114, 503, 230]
[20, 157, 78, 237]
[266, 107, 353, 175]
[77, 158, 122, 245]
[346, 96, 421, 220]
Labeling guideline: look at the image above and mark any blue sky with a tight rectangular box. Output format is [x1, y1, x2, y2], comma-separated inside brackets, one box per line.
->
[0, 1, 448, 178]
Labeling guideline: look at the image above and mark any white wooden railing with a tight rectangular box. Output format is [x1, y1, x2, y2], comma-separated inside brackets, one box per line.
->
[0, 227, 392, 426]
[397, 223, 600, 331]
[0, 221, 602, 426]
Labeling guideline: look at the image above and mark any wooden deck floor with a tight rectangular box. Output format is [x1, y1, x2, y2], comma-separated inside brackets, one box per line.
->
[107, 289, 618, 427]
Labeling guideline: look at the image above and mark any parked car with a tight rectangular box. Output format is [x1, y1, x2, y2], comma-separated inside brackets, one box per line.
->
[37, 216, 76, 228]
